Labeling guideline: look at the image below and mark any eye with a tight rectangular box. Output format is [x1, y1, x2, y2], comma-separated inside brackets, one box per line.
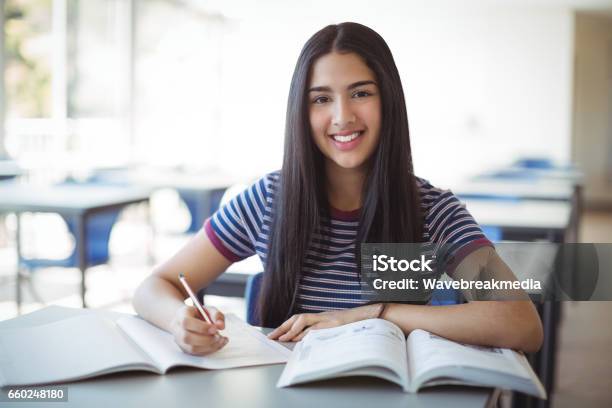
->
[352, 90, 372, 98]
[312, 95, 330, 104]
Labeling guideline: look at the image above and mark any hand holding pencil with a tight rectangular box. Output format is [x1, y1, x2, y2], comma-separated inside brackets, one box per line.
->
[170, 273, 228, 356]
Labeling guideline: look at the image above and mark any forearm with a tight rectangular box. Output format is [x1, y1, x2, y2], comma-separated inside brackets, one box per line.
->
[132, 275, 187, 333]
[133, 230, 232, 333]
[382, 301, 543, 353]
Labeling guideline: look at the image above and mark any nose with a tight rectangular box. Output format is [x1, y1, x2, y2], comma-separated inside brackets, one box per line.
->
[332, 97, 356, 127]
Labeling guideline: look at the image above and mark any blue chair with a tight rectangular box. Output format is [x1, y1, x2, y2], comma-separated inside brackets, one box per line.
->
[513, 157, 554, 170]
[245, 272, 264, 326]
[20, 210, 120, 270]
[18, 181, 123, 308]
[429, 285, 463, 305]
[178, 188, 227, 233]
[481, 225, 503, 242]
[20, 178, 122, 270]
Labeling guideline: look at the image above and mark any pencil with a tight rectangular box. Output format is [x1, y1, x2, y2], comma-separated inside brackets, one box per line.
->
[178, 273, 214, 324]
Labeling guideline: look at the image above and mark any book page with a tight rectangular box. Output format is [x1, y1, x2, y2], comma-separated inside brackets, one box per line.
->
[116, 314, 290, 372]
[407, 329, 529, 382]
[0, 314, 155, 387]
[278, 318, 408, 387]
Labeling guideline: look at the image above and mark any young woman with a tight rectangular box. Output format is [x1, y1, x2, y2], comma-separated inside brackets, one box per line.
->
[133, 22, 543, 356]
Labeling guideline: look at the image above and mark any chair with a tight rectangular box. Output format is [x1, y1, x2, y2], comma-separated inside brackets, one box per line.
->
[513, 157, 554, 170]
[245, 272, 264, 326]
[186, 183, 247, 234]
[17, 181, 122, 308]
[178, 187, 227, 233]
[20, 211, 120, 270]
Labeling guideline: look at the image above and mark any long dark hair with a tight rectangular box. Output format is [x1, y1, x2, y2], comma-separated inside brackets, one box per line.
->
[259, 22, 423, 327]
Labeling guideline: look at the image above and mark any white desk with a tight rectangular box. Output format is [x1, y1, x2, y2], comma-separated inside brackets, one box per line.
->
[0, 160, 22, 180]
[454, 180, 574, 201]
[463, 199, 572, 242]
[0, 306, 498, 408]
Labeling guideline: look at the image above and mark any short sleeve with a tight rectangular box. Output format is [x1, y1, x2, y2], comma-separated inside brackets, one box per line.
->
[204, 175, 271, 262]
[428, 190, 493, 275]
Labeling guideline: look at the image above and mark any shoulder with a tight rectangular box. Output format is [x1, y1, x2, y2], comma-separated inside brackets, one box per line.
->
[252, 171, 279, 205]
[236, 171, 279, 197]
[262, 171, 280, 195]
[235, 171, 280, 212]
[415, 176, 463, 216]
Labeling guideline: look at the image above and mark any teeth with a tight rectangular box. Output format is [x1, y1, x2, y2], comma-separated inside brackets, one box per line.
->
[333, 132, 361, 143]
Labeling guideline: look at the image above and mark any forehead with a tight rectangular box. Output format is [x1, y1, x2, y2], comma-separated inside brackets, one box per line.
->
[309, 52, 376, 88]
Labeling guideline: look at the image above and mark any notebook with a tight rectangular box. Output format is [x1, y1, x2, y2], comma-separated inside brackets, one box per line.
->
[0, 313, 290, 386]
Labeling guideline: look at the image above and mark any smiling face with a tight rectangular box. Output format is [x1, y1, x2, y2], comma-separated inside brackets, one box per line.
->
[308, 51, 382, 173]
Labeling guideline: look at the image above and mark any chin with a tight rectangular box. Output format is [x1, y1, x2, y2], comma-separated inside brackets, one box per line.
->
[330, 157, 368, 170]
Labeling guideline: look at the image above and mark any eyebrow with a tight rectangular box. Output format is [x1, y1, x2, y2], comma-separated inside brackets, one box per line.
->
[308, 80, 377, 93]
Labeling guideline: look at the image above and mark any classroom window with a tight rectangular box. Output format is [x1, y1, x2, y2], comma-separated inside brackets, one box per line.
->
[4, 0, 52, 119]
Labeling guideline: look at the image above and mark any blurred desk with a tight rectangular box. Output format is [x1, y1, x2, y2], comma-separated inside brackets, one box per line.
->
[455, 180, 574, 202]
[457, 177, 582, 243]
[463, 199, 573, 243]
[0, 182, 151, 309]
[92, 167, 237, 233]
[476, 166, 583, 184]
[0, 306, 499, 408]
[0, 160, 23, 181]
[91, 167, 235, 190]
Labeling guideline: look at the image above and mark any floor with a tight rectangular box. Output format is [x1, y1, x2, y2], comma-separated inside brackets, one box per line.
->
[0, 210, 610, 407]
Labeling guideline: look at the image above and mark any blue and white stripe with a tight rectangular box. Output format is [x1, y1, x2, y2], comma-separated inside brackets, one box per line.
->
[206, 171, 491, 313]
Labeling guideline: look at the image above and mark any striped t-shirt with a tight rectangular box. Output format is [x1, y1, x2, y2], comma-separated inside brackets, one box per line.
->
[205, 171, 492, 313]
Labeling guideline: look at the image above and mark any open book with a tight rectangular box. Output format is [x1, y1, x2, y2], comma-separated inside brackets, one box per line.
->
[277, 318, 546, 398]
[0, 313, 290, 387]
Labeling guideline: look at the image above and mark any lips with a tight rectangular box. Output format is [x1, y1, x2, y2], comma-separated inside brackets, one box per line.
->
[331, 131, 361, 143]
[328, 130, 365, 151]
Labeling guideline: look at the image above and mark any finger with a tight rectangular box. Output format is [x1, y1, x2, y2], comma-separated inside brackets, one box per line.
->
[212, 336, 230, 352]
[267, 315, 296, 339]
[267, 315, 298, 339]
[206, 307, 225, 330]
[178, 330, 222, 348]
[183, 305, 201, 319]
[205, 335, 229, 353]
[293, 327, 312, 342]
[184, 305, 212, 322]
[181, 316, 214, 334]
[181, 306, 218, 334]
[279, 314, 314, 342]
[183, 336, 228, 356]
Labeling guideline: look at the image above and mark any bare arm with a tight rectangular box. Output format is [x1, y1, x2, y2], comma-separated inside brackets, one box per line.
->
[132, 228, 233, 354]
[381, 247, 544, 352]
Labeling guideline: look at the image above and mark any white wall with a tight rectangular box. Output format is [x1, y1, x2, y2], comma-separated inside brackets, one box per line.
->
[572, 12, 612, 207]
[207, 1, 575, 187]
[133, 1, 575, 188]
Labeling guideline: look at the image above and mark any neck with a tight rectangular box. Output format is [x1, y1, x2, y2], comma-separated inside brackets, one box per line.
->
[325, 161, 368, 211]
